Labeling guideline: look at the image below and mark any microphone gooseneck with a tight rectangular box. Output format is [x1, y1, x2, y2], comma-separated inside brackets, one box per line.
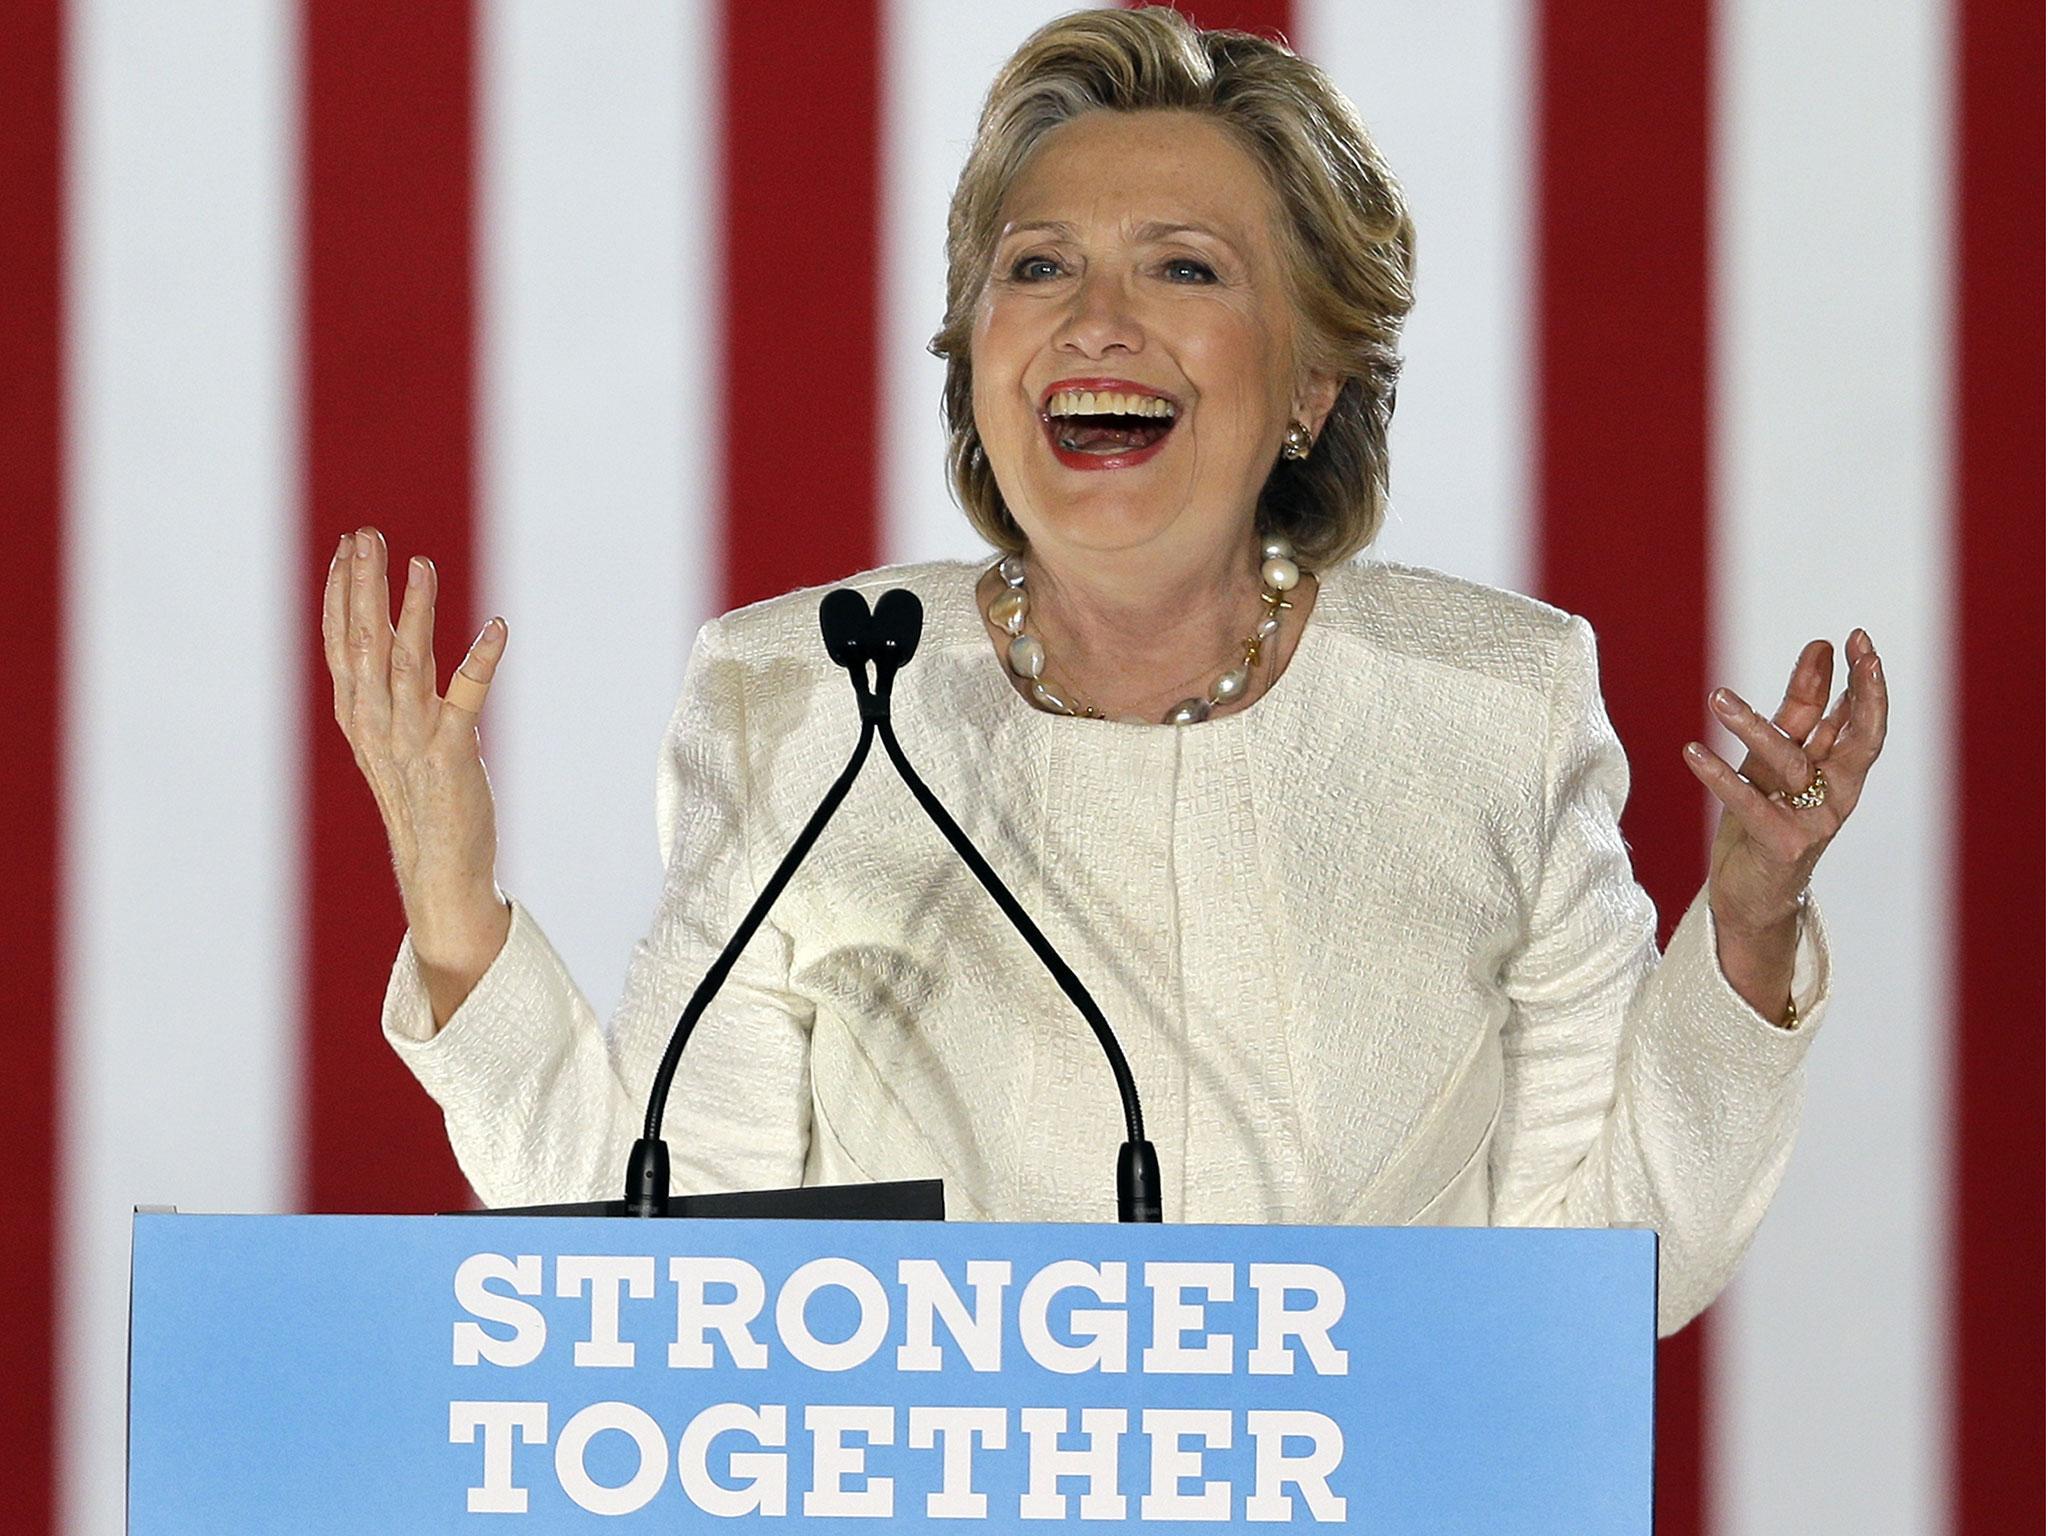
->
[625, 585, 1163, 1225]
[622, 591, 880, 1216]
[862, 590, 1162, 1224]
[874, 712, 1161, 1220]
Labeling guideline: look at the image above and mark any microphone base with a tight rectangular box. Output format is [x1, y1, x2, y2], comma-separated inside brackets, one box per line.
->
[623, 1135, 672, 1217]
[446, 1178, 945, 1222]
[1118, 1139, 1164, 1223]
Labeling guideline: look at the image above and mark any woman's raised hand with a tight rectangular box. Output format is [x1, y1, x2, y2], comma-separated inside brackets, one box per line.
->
[1684, 629, 1889, 1020]
[323, 527, 512, 1028]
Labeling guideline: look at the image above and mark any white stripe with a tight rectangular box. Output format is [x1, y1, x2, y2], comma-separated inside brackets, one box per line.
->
[1295, 0, 1535, 591]
[879, 0, 1098, 566]
[1711, 3, 1954, 1531]
[477, 0, 709, 1020]
[60, 4, 301, 1533]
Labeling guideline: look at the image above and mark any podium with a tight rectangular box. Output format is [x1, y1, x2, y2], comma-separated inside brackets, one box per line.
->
[128, 1210, 1655, 1531]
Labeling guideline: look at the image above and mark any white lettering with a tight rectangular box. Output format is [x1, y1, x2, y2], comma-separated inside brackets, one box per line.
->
[1019, 1406, 1127, 1521]
[1018, 1261, 1128, 1374]
[449, 1400, 546, 1514]
[1245, 1410, 1347, 1523]
[1247, 1263, 1350, 1376]
[1142, 1262, 1235, 1374]
[669, 1256, 769, 1369]
[908, 1405, 1007, 1519]
[452, 1254, 545, 1368]
[1141, 1408, 1233, 1521]
[776, 1258, 891, 1372]
[556, 1255, 655, 1368]
[678, 1403, 788, 1517]
[896, 1258, 1010, 1372]
[555, 1401, 668, 1516]
[803, 1405, 895, 1517]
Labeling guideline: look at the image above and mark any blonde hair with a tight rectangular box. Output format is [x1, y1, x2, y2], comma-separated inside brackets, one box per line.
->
[930, 5, 1415, 566]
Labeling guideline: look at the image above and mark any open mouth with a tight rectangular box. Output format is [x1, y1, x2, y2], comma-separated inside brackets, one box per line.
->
[1039, 386, 1178, 466]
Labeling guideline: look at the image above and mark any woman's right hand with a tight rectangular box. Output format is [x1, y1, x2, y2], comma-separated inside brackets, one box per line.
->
[323, 526, 512, 1029]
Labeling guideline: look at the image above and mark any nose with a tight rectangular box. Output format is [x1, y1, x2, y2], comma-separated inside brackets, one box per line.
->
[1053, 268, 1142, 359]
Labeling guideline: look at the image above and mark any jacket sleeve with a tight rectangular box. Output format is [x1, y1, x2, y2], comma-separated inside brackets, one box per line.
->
[1490, 614, 1830, 1336]
[379, 619, 816, 1208]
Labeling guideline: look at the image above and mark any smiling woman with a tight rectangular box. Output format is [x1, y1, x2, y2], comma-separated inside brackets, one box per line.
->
[976, 113, 1314, 545]
[327, 6, 1888, 1342]
[937, 18, 1412, 576]
[962, 105, 1343, 722]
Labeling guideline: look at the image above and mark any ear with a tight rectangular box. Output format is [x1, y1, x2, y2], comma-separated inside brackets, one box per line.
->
[1292, 368, 1344, 440]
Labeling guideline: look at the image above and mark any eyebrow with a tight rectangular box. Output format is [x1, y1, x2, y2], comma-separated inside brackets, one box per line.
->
[999, 218, 1247, 257]
[1135, 220, 1243, 252]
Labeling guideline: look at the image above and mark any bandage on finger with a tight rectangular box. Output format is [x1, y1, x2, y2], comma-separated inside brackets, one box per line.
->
[443, 668, 491, 714]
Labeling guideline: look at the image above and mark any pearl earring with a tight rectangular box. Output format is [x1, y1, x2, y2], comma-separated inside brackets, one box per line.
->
[1281, 420, 1313, 461]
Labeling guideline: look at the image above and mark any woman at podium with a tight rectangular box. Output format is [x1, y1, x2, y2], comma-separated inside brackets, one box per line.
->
[320, 8, 1887, 1335]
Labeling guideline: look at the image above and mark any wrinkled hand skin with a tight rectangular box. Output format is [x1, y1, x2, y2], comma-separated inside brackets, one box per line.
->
[321, 526, 513, 1029]
[1685, 630, 1889, 1021]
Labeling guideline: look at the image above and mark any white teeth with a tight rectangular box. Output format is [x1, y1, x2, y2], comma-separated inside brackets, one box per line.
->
[1045, 389, 1176, 420]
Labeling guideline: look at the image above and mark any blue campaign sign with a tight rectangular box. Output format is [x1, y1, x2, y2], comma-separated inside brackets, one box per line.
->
[128, 1213, 1653, 1533]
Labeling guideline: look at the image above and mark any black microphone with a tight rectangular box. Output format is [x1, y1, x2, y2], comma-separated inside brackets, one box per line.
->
[622, 585, 1161, 1225]
[858, 588, 1163, 1224]
[620, 589, 883, 1216]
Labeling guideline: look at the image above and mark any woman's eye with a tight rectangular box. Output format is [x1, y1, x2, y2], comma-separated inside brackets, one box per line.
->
[1009, 255, 1064, 281]
[1164, 258, 1217, 283]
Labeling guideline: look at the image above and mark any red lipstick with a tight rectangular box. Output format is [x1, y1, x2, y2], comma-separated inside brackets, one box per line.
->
[1037, 377, 1181, 472]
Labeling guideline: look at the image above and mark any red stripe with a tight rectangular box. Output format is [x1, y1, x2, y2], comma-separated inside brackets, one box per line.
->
[300, 0, 474, 1214]
[0, 3, 63, 1524]
[1150, 0, 1295, 42]
[719, 1, 882, 609]
[1534, 4, 1716, 1531]
[1950, 0, 2045, 1527]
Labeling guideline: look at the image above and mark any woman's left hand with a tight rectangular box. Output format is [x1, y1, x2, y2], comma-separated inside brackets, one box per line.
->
[1683, 629, 1888, 1020]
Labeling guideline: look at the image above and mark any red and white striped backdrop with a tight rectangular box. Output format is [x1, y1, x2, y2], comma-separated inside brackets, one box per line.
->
[1, 2, 2038, 1531]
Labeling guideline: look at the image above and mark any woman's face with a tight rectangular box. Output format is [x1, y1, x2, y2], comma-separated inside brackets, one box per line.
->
[971, 109, 1330, 568]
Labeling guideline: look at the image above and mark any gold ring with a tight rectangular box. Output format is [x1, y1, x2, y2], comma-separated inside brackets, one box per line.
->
[1786, 768, 1827, 809]
[444, 669, 490, 714]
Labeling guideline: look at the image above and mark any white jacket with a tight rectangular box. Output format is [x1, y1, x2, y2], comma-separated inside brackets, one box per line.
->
[385, 558, 1828, 1336]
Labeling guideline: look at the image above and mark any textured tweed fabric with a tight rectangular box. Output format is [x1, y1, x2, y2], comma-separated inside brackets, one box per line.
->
[385, 558, 1828, 1335]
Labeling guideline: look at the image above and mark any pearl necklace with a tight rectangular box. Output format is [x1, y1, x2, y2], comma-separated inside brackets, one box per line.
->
[985, 536, 1306, 725]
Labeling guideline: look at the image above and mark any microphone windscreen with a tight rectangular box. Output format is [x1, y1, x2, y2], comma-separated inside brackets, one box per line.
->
[873, 589, 924, 666]
[819, 588, 874, 668]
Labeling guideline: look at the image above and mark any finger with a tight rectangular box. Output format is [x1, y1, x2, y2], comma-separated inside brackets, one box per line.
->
[347, 527, 395, 725]
[1831, 633, 1889, 773]
[1685, 740, 1794, 847]
[321, 532, 354, 718]
[1769, 638, 1834, 743]
[390, 554, 438, 711]
[438, 617, 508, 729]
[1803, 684, 1853, 762]
[1711, 686, 1813, 796]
